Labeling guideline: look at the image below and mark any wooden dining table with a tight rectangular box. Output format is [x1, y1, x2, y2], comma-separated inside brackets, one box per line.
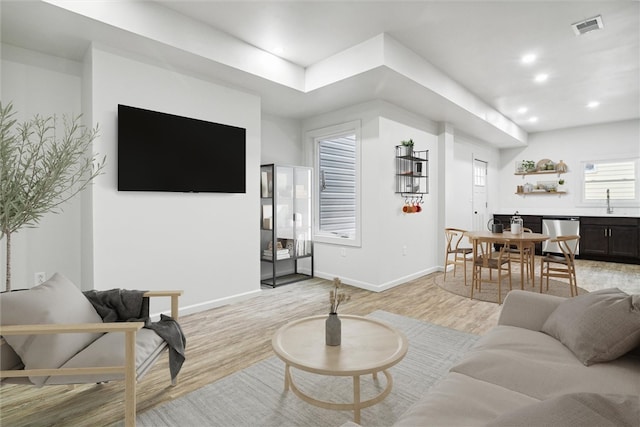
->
[464, 230, 550, 290]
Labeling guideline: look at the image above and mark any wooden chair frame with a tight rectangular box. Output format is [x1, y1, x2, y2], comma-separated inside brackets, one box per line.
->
[471, 237, 512, 304]
[0, 290, 182, 427]
[444, 228, 473, 285]
[503, 227, 535, 286]
[540, 235, 580, 297]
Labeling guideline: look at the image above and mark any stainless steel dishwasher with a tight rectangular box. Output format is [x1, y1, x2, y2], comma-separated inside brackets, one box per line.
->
[542, 217, 580, 254]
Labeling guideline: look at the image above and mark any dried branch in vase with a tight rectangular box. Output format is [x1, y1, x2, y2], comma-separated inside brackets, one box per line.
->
[329, 277, 351, 314]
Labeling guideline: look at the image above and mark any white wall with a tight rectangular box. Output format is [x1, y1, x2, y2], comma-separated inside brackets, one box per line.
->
[86, 45, 262, 315]
[498, 119, 640, 217]
[377, 115, 439, 285]
[448, 132, 501, 231]
[4, 40, 637, 308]
[302, 101, 440, 291]
[261, 113, 302, 166]
[1, 45, 85, 289]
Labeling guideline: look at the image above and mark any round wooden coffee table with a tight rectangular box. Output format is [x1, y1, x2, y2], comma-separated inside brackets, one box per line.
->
[272, 314, 408, 423]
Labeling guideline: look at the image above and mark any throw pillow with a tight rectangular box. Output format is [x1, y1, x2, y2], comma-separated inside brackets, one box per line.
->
[0, 273, 103, 386]
[541, 288, 640, 365]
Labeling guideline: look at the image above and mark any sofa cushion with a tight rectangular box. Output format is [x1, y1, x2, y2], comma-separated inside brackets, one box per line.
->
[394, 372, 539, 427]
[0, 273, 103, 386]
[486, 393, 640, 427]
[452, 325, 640, 400]
[46, 328, 166, 384]
[541, 288, 640, 365]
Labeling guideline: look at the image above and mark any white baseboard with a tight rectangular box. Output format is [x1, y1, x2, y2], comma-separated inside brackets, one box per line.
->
[149, 289, 262, 320]
[313, 266, 439, 292]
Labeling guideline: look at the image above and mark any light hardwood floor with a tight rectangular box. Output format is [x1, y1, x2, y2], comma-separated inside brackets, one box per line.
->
[1, 259, 638, 426]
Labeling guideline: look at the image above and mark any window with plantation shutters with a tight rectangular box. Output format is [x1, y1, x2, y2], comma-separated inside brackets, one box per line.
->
[583, 160, 637, 201]
[309, 121, 361, 246]
[318, 134, 356, 238]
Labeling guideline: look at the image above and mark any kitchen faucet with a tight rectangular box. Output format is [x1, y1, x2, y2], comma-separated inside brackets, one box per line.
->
[606, 189, 614, 214]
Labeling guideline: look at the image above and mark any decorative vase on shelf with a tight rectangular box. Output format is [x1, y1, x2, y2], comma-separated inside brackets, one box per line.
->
[325, 313, 341, 346]
[399, 146, 412, 157]
[556, 160, 568, 173]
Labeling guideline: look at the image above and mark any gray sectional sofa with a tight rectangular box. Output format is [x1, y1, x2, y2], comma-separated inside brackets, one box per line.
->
[351, 289, 640, 426]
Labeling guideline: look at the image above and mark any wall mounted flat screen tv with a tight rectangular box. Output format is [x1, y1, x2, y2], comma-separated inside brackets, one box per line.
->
[118, 104, 246, 193]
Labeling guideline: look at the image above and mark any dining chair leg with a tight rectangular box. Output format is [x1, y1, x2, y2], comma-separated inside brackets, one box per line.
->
[463, 256, 467, 286]
[518, 246, 525, 290]
[529, 249, 535, 287]
[569, 275, 575, 297]
[444, 252, 449, 281]
[569, 264, 578, 297]
[546, 270, 550, 292]
[470, 266, 476, 299]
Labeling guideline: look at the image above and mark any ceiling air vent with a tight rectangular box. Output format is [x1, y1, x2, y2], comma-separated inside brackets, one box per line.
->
[571, 15, 604, 35]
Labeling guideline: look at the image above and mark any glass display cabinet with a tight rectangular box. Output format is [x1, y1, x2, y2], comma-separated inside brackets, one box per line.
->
[260, 164, 313, 287]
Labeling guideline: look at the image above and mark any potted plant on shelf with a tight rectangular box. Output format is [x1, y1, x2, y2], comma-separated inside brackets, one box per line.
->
[400, 139, 414, 157]
[558, 178, 566, 192]
[0, 102, 105, 291]
[522, 160, 536, 173]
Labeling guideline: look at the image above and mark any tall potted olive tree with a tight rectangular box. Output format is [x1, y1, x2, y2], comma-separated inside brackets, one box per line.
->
[0, 102, 105, 291]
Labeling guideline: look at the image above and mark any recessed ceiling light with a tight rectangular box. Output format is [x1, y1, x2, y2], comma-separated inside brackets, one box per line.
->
[521, 54, 536, 64]
[534, 73, 548, 83]
[586, 101, 600, 108]
[517, 107, 528, 114]
[529, 117, 539, 123]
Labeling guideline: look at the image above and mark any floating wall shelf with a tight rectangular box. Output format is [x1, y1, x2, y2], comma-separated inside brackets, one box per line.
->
[515, 170, 565, 177]
[515, 191, 567, 196]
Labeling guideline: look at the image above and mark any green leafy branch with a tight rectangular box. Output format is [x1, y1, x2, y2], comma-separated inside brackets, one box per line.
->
[0, 102, 105, 291]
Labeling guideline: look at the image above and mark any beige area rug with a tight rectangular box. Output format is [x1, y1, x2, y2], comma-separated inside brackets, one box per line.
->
[436, 264, 588, 304]
[135, 311, 479, 427]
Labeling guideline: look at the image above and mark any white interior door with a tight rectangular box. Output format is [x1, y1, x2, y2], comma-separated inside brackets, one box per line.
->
[472, 159, 488, 231]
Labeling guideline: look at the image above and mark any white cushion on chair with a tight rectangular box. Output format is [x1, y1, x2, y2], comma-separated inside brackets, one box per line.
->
[0, 273, 104, 386]
[46, 328, 166, 384]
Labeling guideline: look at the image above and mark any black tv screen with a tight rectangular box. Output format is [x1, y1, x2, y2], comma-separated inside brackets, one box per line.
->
[118, 104, 246, 193]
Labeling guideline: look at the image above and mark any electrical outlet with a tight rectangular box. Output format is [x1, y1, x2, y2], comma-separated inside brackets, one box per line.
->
[340, 248, 346, 257]
[34, 272, 46, 285]
[402, 245, 407, 256]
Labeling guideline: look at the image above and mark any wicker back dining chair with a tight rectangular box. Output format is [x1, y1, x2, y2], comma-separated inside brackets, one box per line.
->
[471, 236, 512, 304]
[503, 227, 535, 286]
[444, 228, 473, 286]
[540, 235, 580, 297]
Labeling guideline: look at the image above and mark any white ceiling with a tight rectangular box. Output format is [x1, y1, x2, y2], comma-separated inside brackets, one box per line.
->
[2, 1, 639, 147]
